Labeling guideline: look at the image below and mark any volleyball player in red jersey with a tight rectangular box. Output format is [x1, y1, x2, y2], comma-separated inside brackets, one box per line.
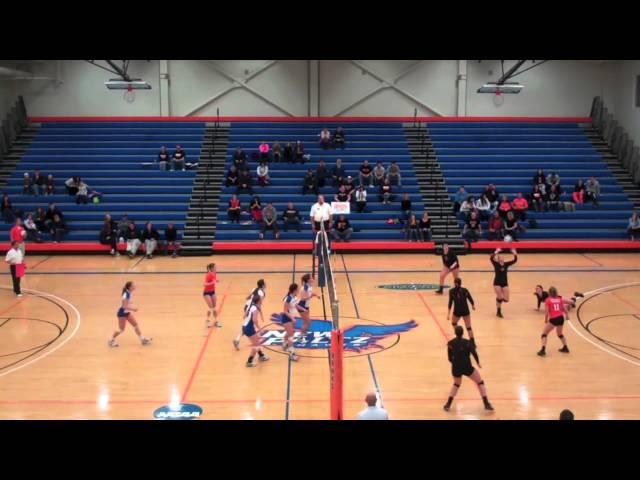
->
[537, 286, 570, 356]
[203, 263, 221, 328]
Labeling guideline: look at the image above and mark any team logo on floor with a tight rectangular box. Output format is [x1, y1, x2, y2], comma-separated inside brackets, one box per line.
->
[378, 283, 446, 290]
[153, 403, 203, 420]
[264, 315, 418, 353]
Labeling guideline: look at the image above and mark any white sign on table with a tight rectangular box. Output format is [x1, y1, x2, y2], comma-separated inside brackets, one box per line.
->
[331, 202, 351, 215]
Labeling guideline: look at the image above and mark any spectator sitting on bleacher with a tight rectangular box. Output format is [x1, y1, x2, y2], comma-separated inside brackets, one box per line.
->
[511, 193, 529, 221]
[463, 211, 482, 244]
[459, 196, 475, 220]
[547, 172, 561, 192]
[355, 185, 367, 213]
[35, 207, 46, 232]
[283, 142, 294, 163]
[165, 223, 179, 257]
[33, 170, 46, 196]
[344, 176, 356, 200]
[226, 165, 239, 187]
[316, 159, 328, 188]
[259, 141, 270, 161]
[283, 202, 301, 232]
[405, 214, 421, 242]
[546, 185, 561, 211]
[100, 214, 118, 256]
[453, 186, 468, 215]
[125, 223, 142, 258]
[628, 211, 640, 240]
[50, 214, 68, 243]
[257, 162, 270, 186]
[302, 169, 318, 196]
[335, 185, 351, 203]
[117, 213, 132, 241]
[295, 141, 305, 163]
[498, 195, 512, 219]
[228, 194, 242, 223]
[533, 169, 546, 187]
[45, 202, 63, 231]
[373, 161, 386, 187]
[487, 212, 504, 241]
[2, 194, 16, 223]
[379, 179, 393, 205]
[233, 149, 248, 171]
[65, 176, 81, 196]
[333, 126, 345, 149]
[272, 141, 282, 162]
[475, 194, 492, 220]
[142, 222, 160, 259]
[419, 212, 432, 241]
[359, 160, 373, 188]
[585, 176, 600, 207]
[331, 159, 346, 187]
[260, 203, 280, 240]
[386, 161, 402, 186]
[332, 215, 353, 242]
[504, 211, 521, 241]
[484, 184, 499, 210]
[76, 181, 90, 205]
[573, 179, 585, 204]
[250, 196, 263, 223]
[319, 128, 331, 150]
[237, 168, 254, 195]
[172, 145, 186, 171]
[531, 184, 545, 212]
[24, 213, 42, 243]
[158, 146, 170, 171]
[23, 173, 34, 195]
[401, 193, 412, 222]
[46, 174, 55, 195]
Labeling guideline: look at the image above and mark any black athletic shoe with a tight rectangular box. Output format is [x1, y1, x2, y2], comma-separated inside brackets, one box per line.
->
[484, 401, 494, 411]
[435, 289, 444, 295]
[537, 348, 546, 357]
[443, 403, 452, 412]
[497, 311, 504, 318]
[559, 346, 570, 353]
[574, 292, 584, 298]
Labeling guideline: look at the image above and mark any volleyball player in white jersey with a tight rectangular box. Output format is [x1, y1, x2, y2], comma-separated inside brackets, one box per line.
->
[280, 283, 300, 361]
[233, 279, 266, 350]
[297, 274, 320, 337]
[242, 293, 269, 367]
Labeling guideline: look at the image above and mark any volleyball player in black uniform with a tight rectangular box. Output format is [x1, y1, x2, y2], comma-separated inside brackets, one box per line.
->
[490, 248, 517, 318]
[447, 277, 477, 346]
[443, 325, 494, 412]
[436, 243, 460, 294]
[535, 285, 583, 311]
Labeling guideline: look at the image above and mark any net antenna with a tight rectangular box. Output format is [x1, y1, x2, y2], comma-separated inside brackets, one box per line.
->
[314, 222, 343, 419]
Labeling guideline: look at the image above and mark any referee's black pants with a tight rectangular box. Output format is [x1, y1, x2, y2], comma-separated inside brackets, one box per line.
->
[9, 265, 21, 295]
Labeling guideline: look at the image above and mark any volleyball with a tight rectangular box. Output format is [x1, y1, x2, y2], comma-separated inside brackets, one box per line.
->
[504, 235, 513, 243]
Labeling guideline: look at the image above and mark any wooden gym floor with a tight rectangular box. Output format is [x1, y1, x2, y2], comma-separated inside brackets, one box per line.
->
[1, 251, 639, 420]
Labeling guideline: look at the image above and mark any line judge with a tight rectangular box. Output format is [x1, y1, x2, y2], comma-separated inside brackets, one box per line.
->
[310, 195, 333, 234]
[5, 240, 25, 297]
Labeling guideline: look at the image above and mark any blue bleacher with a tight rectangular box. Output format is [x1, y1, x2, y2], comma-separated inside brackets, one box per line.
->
[218, 122, 419, 241]
[2, 122, 204, 242]
[432, 122, 634, 240]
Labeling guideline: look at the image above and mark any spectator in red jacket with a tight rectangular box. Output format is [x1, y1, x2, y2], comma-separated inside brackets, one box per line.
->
[487, 212, 504, 241]
[498, 195, 512, 219]
[511, 192, 529, 221]
[572, 179, 585, 204]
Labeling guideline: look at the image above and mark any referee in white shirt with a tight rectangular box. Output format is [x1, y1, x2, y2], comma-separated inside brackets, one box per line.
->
[5, 241, 24, 296]
[356, 392, 389, 420]
[310, 195, 333, 233]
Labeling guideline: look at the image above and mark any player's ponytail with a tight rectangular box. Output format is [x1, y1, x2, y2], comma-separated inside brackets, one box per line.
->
[122, 281, 133, 294]
[454, 278, 462, 287]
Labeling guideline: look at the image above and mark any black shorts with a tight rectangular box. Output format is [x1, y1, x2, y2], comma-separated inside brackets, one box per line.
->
[549, 316, 565, 326]
[452, 366, 475, 378]
[493, 282, 508, 288]
[452, 310, 470, 319]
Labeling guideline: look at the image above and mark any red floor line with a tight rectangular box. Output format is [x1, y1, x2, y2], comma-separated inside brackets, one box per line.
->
[612, 291, 640, 313]
[581, 253, 604, 267]
[0, 298, 25, 316]
[180, 290, 229, 403]
[417, 292, 451, 342]
[1, 394, 640, 406]
[28, 256, 51, 270]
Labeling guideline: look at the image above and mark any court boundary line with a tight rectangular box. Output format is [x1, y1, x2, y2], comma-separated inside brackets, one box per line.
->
[0, 287, 81, 378]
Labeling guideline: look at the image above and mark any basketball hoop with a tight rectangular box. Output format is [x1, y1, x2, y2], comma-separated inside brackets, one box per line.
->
[123, 84, 136, 103]
[492, 88, 504, 107]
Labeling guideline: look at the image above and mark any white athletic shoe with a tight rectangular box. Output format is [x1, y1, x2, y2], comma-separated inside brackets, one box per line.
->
[206, 320, 212, 328]
[17, 294, 23, 297]
[108, 339, 119, 348]
[214, 321, 222, 328]
[232, 338, 240, 350]
[140, 336, 153, 345]
[246, 360, 256, 368]
[290, 352, 300, 362]
[258, 354, 270, 362]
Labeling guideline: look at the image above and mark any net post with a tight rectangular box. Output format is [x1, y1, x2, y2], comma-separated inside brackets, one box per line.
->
[329, 328, 344, 420]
